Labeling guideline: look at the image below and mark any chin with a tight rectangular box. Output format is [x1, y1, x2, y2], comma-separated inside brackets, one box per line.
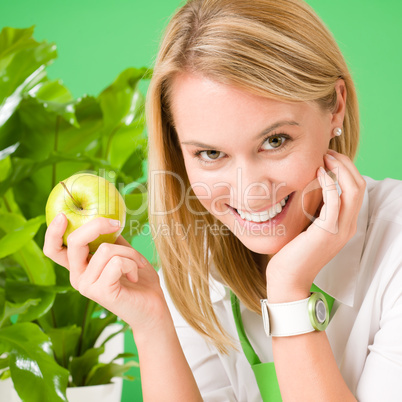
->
[227, 219, 306, 256]
[238, 235, 289, 255]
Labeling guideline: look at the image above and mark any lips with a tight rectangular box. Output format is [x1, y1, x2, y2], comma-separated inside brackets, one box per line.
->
[229, 192, 294, 225]
[235, 195, 289, 223]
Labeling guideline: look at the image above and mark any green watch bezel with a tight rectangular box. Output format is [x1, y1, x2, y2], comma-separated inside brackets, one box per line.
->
[308, 292, 329, 331]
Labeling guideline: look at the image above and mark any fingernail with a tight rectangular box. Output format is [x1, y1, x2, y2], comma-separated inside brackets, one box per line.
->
[140, 256, 147, 267]
[319, 166, 326, 175]
[109, 219, 120, 227]
[325, 153, 336, 160]
[54, 213, 63, 224]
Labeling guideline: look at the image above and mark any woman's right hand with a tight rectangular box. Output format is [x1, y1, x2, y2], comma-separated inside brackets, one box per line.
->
[43, 213, 168, 337]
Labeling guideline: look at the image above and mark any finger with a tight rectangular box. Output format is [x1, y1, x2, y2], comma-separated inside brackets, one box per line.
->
[83, 242, 146, 285]
[67, 217, 122, 277]
[43, 213, 70, 268]
[315, 167, 340, 234]
[324, 153, 365, 228]
[326, 149, 366, 188]
[115, 235, 149, 266]
[115, 235, 132, 247]
[97, 256, 139, 289]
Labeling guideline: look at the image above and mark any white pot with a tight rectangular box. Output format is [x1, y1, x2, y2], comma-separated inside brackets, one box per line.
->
[0, 378, 122, 402]
[66, 381, 122, 402]
[0, 377, 15, 401]
[0, 324, 125, 402]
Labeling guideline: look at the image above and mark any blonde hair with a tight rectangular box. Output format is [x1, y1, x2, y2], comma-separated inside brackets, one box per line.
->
[147, 0, 359, 352]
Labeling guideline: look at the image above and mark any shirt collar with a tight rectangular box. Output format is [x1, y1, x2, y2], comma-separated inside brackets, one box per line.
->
[313, 185, 369, 307]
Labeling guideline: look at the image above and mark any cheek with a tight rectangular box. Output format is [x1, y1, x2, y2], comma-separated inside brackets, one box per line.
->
[290, 154, 324, 215]
[276, 153, 322, 190]
[189, 171, 231, 213]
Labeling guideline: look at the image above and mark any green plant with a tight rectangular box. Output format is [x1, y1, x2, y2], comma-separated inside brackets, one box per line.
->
[0, 26, 149, 401]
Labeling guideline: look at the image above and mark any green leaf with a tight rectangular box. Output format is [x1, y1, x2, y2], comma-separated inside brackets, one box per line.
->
[0, 298, 39, 328]
[111, 352, 136, 361]
[119, 143, 147, 182]
[85, 360, 139, 386]
[29, 79, 73, 103]
[0, 354, 10, 369]
[0, 26, 36, 59]
[39, 290, 94, 331]
[0, 213, 55, 285]
[0, 214, 45, 259]
[4, 281, 71, 323]
[0, 322, 68, 401]
[98, 67, 149, 130]
[27, 80, 78, 127]
[99, 322, 129, 348]
[0, 27, 56, 126]
[80, 313, 118, 355]
[69, 346, 104, 387]
[0, 142, 19, 161]
[0, 156, 12, 182]
[121, 192, 148, 240]
[0, 368, 11, 380]
[46, 325, 81, 369]
[98, 67, 149, 168]
[107, 123, 146, 171]
[0, 152, 130, 197]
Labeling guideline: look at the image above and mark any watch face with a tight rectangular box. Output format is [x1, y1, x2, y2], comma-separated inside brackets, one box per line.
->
[315, 300, 326, 324]
[308, 292, 329, 331]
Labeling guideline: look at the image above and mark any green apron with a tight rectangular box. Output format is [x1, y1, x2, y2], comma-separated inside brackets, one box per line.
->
[230, 284, 334, 401]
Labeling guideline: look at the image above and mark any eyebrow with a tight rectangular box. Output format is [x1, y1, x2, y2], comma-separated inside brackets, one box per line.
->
[180, 120, 300, 149]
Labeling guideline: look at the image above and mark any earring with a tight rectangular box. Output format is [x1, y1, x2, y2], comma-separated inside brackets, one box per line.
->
[333, 127, 342, 137]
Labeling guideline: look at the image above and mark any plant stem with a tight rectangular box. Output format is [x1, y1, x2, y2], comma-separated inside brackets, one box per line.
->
[77, 299, 91, 356]
[52, 116, 61, 190]
[60, 181, 82, 210]
[1, 194, 12, 213]
[1, 191, 35, 283]
[104, 123, 122, 160]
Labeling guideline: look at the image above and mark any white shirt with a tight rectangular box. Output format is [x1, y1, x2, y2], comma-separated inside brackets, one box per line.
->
[159, 176, 402, 401]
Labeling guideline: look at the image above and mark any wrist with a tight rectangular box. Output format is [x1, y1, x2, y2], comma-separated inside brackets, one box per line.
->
[267, 287, 311, 303]
[266, 267, 312, 303]
[130, 299, 175, 347]
[266, 275, 310, 304]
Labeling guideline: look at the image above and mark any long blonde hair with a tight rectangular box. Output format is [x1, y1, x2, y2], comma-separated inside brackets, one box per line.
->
[146, 0, 359, 352]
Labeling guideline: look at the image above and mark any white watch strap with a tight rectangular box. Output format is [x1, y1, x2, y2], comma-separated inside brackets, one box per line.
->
[261, 297, 315, 337]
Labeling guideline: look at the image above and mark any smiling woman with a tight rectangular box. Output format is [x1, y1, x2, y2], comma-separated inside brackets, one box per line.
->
[40, 0, 402, 401]
[143, 0, 402, 400]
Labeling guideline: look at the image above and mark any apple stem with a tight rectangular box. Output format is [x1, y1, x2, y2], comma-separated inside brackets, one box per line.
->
[60, 181, 83, 210]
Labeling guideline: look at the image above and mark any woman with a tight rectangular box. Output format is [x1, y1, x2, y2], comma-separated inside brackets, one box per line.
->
[44, 0, 402, 400]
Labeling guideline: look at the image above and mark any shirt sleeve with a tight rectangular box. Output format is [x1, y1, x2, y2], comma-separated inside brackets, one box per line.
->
[356, 233, 402, 401]
[158, 270, 237, 401]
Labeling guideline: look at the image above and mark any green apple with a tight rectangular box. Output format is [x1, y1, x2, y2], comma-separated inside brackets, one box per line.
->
[45, 173, 126, 253]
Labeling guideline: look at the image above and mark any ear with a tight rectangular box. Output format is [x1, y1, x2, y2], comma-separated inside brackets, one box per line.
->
[330, 79, 347, 138]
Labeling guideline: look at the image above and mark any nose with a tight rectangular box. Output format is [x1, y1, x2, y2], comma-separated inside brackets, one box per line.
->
[228, 159, 274, 210]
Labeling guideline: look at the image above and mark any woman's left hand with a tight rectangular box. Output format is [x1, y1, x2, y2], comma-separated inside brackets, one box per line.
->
[266, 149, 366, 302]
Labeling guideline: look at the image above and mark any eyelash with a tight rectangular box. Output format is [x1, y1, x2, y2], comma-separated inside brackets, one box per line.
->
[192, 133, 291, 165]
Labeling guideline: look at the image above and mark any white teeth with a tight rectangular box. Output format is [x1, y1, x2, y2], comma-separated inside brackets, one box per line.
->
[236, 196, 289, 223]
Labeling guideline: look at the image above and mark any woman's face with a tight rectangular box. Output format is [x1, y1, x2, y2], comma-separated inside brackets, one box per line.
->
[170, 73, 345, 255]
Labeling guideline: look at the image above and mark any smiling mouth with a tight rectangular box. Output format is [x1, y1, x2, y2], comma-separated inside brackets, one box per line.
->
[230, 195, 292, 223]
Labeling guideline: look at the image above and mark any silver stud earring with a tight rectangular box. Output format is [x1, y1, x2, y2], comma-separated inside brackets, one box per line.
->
[333, 127, 342, 137]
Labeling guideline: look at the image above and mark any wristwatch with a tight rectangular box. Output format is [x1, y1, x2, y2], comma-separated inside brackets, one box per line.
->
[260, 292, 329, 337]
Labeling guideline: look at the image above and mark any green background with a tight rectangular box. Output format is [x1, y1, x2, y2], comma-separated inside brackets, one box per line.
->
[1, 0, 401, 400]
